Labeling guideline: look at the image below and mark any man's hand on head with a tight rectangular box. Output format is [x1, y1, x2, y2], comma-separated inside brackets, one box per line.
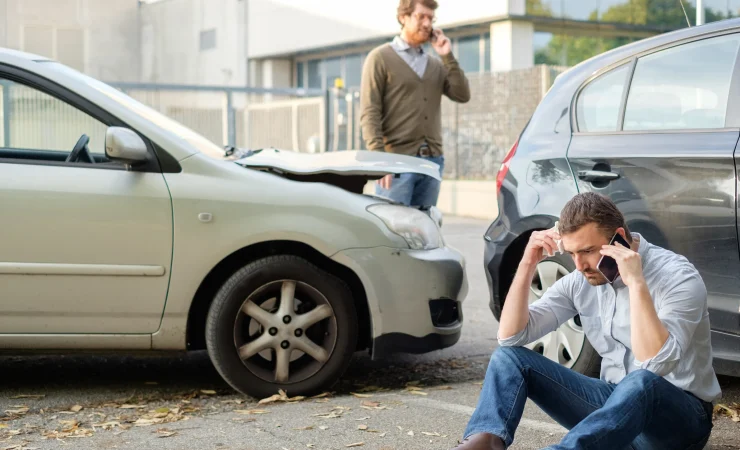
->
[600, 242, 646, 288]
[521, 228, 561, 268]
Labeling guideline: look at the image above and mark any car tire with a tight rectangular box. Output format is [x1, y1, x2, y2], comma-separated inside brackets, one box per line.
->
[524, 253, 601, 378]
[205, 255, 358, 399]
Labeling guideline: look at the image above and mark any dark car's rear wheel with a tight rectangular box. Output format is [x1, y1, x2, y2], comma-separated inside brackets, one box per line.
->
[205, 255, 358, 399]
[524, 254, 601, 378]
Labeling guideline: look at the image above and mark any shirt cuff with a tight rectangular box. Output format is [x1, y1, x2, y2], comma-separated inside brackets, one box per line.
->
[633, 333, 681, 376]
[497, 328, 527, 347]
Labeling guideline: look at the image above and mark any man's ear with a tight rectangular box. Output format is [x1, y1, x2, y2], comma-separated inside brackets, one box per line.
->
[616, 227, 630, 242]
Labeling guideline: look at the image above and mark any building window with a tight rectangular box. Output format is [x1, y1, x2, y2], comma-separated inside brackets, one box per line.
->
[484, 34, 491, 72]
[534, 31, 639, 67]
[200, 29, 216, 51]
[296, 62, 304, 88]
[344, 54, 363, 88]
[457, 35, 481, 73]
[324, 57, 342, 89]
[307, 60, 322, 89]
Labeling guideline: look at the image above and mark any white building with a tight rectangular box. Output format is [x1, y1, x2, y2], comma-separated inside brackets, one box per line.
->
[0, 0, 141, 82]
[0, 0, 729, 87]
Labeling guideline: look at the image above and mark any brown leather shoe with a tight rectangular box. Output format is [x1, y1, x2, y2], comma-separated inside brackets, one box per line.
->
[452, 432, 505, 450]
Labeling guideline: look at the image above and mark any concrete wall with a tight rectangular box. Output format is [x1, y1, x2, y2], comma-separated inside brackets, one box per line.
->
[140, 0, 247, 86]
[0, 0, 140, 82]
[440, 65, 567, 181]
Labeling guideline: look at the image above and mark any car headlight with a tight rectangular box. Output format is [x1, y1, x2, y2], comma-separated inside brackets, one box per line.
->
[367, 204, 443, 250]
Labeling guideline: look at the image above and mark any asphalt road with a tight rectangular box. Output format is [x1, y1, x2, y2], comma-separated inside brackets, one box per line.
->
[0, 217, 738, 449]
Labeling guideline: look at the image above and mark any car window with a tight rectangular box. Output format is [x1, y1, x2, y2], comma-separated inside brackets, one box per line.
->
[624, 34, 740, 131]
[576, 64, 629, 132]
[0, 78, 108, 158]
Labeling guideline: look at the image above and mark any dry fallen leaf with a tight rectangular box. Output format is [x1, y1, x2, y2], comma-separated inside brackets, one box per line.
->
[408, 391, 428, 396]
[319, 425, 329, 430]
[9, 395, 45, 400]
[155, 428, 177, 438]
[234, 409, 270, 415]
[119, 404, 147, 409]
[351, 393, 373, 399]
[200, 390, 217, 395]
[430, 386, 453, 390]
[70, 405, 83, 413]
[361, 401, 380, 408]
[294, 426, 314, 431]
[5, 407, 29, 416]
[407, 430, 415, 436]
[422, 432, 442, 437]
[310, 392, 332, 399]
[259, 389, 306, 405]
[345, 443, 364, 448]
[714, 403, 740, 422]
[379, 432, 387, 437]
[358, 425, 368, 431]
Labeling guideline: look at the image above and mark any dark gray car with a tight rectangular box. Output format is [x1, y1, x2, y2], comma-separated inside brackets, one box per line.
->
[485, 18, 740, 378]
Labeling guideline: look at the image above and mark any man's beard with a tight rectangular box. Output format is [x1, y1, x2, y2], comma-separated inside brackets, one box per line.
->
[408, 28, 432, 46]
[583, 269, 608, 286]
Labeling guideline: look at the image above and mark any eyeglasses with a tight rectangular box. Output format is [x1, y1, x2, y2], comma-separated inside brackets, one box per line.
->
[412, 12, 436, 23]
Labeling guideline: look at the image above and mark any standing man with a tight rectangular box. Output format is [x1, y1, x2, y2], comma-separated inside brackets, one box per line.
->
[360, 0, 470, 208]
[455, 192, 720, 450]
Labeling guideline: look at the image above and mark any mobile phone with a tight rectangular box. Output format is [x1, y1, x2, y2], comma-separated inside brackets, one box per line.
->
[430, 28, 437, 43]
[597, 232, 630, 284]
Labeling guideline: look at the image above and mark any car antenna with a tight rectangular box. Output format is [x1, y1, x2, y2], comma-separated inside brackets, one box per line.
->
[678, 0, 692, 27]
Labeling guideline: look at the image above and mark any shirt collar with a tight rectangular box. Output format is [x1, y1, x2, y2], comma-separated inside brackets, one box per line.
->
[393, 35, 423, 54]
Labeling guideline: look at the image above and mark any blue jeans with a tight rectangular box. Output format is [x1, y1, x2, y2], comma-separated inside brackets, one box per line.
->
[464, 346, 713, 449]
[375, 155, 444, 207]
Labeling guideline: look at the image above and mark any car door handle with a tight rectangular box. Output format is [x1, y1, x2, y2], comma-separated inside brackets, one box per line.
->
[577, 170, 620, 182]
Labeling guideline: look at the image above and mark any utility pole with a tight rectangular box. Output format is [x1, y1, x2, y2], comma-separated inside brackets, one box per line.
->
[696, 0, 705, 26]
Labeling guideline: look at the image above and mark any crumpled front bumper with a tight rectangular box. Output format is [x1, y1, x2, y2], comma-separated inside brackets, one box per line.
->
[332, 245, 468, 359]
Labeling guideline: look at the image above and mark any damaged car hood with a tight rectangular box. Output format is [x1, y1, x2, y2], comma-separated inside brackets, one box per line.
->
[233, 148, 441, 194]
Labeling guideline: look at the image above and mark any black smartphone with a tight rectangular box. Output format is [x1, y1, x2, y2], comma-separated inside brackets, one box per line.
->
[597, 232, 630, 284]
[430, 28, 437, 43]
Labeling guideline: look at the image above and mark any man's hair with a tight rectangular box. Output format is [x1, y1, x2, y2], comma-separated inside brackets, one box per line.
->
[397, 0, 438, 27]
[559, 192, 631, 241]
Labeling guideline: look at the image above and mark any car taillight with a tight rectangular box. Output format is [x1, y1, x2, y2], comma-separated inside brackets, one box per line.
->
[496, 138, 519, 195]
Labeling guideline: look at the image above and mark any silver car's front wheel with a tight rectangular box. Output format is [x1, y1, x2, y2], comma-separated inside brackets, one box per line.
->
[524, 257, 601, 377]
[206, 255, 358, 398]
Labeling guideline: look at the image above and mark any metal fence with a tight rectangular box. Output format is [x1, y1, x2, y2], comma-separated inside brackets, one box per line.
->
[0, 65, 568, 180]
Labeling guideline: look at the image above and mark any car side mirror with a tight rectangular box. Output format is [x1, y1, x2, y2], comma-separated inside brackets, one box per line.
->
[105, 127, 149, 166]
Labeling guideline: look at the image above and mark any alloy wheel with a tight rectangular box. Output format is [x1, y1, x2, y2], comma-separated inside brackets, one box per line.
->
[234, 280, 338, 384]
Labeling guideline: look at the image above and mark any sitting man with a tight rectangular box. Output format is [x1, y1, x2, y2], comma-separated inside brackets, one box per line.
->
[456, 192, 720, 449]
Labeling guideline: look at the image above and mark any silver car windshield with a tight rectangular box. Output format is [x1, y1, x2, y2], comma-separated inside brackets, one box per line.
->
[40, 61, 226, 159]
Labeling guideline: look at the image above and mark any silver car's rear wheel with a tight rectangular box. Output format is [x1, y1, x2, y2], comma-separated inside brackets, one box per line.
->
[525, 261, 586, 368]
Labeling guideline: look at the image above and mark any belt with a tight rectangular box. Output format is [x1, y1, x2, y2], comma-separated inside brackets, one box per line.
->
[417, 143, 431, 157]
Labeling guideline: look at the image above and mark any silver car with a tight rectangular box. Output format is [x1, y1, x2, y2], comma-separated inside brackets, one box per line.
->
[0, 48, 468, 398]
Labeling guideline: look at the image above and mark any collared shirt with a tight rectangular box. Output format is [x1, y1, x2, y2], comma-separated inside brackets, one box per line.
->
[499, 233, 722, 403]
[390, 35, 428, 79]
